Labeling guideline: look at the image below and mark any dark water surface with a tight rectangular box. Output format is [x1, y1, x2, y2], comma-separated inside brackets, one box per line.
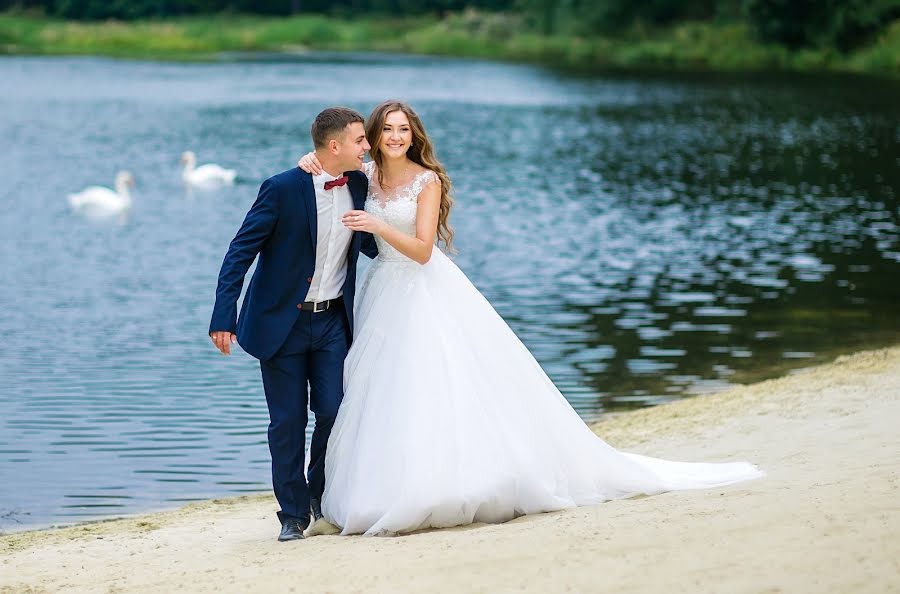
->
[1, 54, 898, 532]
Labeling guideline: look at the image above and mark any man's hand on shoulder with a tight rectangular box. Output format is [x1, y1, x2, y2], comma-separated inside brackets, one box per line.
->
[210, 331, 237, 355]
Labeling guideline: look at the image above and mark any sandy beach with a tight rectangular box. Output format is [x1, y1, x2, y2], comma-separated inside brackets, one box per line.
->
[2, 346, 898, 593]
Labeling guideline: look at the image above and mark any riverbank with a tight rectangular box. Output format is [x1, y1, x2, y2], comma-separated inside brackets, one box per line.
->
[2, 346, 898, 593]
[1, 11, 899, 77]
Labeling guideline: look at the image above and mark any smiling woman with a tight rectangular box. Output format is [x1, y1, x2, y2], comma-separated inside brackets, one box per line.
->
[364, 100, 455, 255]
[0, 53, 898, 533]
[289, 98, 763, 537]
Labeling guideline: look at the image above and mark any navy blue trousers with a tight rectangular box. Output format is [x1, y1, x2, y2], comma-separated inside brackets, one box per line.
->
[259, 305, 349, 523]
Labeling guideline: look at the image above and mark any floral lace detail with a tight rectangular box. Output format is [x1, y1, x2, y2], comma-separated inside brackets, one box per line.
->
[362, 162, 439, 262]
[365, 162, 438, 208]
[359, 257, 421, 297]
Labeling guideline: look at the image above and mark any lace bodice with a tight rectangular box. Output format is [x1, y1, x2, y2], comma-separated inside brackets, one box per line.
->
[363, 161, 439, 262]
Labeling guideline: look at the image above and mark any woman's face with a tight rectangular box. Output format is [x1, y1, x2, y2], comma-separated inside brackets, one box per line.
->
[379, 110, 413, 159]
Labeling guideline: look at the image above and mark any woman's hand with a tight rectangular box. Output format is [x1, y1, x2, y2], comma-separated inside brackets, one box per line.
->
[297, 152, 323, 175]
[342, 210, 384, 235]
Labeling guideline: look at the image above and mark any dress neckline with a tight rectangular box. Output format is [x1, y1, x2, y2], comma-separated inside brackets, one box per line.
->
[367, 165, 434, 207]
[369, 164, 429, 190]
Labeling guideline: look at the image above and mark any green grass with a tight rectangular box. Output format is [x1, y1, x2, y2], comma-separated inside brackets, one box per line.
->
[0, 13, 421, 59]
[1, 11, 898, 77]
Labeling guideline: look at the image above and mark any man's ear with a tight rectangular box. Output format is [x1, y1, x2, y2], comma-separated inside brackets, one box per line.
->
[327, 138, 338, 153]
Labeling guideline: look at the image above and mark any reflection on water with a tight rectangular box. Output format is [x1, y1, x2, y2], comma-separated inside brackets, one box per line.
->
[1, 55, 898, 531]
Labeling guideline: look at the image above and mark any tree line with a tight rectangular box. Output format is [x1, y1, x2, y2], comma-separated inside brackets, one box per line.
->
[518, 0, 899, 50]
[3, 0, 898, 50]
[1, 0, 513, 18]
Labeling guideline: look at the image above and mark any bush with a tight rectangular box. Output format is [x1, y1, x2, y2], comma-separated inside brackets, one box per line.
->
[744, 0, 900, 50]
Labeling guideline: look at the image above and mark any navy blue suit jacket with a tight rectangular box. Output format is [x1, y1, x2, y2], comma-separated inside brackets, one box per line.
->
[209, 167, 377, 361]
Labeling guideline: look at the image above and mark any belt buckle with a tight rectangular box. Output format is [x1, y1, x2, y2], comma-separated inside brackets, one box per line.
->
[313, 300, 329, 313]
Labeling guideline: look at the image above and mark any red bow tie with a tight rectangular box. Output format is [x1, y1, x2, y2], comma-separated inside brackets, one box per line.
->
[324, 176, 349, 190]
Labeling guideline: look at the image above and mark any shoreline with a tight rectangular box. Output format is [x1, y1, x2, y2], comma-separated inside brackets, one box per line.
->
[0, 336, 894, 538]
[2, 345, 898, 592]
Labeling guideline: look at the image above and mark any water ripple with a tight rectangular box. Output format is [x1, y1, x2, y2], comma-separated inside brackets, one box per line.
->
[1, 55, 898, 531]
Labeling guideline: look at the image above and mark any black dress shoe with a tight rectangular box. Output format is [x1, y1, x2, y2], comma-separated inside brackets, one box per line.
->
[278, 517, 308, 542]
[310, 497, 324, 523]
[305, 497, 339, 536]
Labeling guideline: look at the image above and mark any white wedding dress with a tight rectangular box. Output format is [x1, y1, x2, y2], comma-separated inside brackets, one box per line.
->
[322, 163, 764, 536]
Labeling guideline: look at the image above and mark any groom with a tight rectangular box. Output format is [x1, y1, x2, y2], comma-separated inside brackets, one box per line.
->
[209, 107, 375, 541]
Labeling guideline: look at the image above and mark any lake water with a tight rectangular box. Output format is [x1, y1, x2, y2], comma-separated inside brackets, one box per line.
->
[1, 53, 898, 532]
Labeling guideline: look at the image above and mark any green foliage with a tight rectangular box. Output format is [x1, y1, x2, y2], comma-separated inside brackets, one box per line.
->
[0, 7, 897, 76]
[3, 0, 898, 57]
[0, 0, 518, 19]
[515, 0, 744, 35]
[744, 0, 900, 50]
[842, 17, 900, 71]
[511, 0, 900, 52]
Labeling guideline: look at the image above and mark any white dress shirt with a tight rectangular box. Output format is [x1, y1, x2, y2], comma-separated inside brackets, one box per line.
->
[305, 171, 354, 303]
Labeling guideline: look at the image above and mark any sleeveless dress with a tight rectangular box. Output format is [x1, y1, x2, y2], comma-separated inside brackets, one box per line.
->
[321, 162, 763, 536]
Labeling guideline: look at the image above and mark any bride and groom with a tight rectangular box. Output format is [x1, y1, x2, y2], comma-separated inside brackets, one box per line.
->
[209, 102, 763, 541]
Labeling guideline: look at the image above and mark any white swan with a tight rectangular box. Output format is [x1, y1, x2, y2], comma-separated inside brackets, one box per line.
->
[180, 151, 237, 187]
[67, 171, 135, 214]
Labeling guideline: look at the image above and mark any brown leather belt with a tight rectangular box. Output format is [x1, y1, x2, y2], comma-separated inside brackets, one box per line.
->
[297, 297, 341, 313]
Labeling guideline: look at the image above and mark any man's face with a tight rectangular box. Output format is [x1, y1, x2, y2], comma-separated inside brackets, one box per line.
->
[335, 122, 370, 172]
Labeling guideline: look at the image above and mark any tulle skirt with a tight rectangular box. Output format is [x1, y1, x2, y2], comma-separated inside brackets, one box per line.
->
[322, 249, 763, 536]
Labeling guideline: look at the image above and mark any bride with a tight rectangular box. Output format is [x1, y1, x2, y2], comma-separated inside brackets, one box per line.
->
[297, 100, 763, 536]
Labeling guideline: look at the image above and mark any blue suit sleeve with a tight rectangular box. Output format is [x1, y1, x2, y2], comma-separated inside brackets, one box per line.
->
[209, 178, 280, 334]
[360, 232, 379, 259]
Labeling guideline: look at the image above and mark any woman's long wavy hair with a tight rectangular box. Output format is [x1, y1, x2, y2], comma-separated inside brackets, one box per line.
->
[366, 100, 455, 253]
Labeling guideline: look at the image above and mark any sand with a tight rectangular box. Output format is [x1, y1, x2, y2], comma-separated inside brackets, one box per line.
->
[2, 347, 898, 594]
